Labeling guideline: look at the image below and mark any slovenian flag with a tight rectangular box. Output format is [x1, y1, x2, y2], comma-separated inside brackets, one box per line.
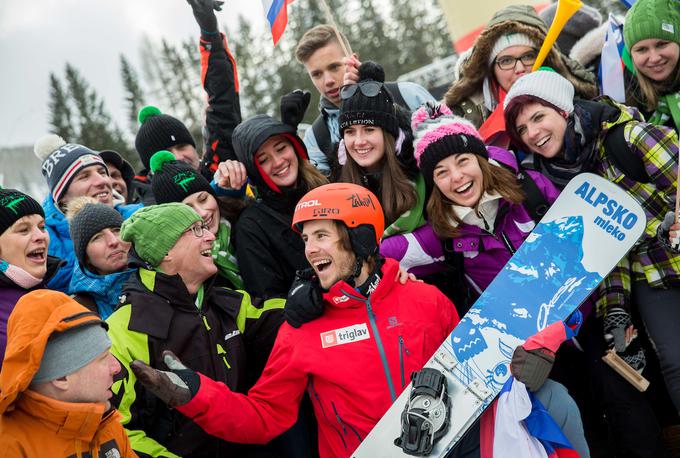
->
[262, 0, 294, 45]
[480, 313, 583, 457]
[600, 14, 627, 102]
[480, 379, 580, 458]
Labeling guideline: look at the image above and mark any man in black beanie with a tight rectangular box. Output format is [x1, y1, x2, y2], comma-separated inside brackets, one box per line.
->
[132, 105, 202, 206]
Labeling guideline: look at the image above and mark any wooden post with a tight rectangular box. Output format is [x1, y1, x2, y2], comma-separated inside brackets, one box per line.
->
[318, 0, 352, 57]
[602, 350, 650, 392]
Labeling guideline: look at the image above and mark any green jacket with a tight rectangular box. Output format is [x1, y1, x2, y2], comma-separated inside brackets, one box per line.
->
[107, 268, 284, 457]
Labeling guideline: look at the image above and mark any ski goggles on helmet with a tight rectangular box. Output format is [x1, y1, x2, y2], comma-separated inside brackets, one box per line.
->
[340, 81, 393, 102]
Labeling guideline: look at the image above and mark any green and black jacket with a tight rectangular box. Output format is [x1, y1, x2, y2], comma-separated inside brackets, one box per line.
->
[107, 268, 284, 458]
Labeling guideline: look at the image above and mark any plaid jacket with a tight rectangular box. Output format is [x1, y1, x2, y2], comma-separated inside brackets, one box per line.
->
[589, 99, 680, 316]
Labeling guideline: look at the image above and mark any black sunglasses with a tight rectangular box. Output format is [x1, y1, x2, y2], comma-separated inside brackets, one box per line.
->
[340, 81, 393, 103]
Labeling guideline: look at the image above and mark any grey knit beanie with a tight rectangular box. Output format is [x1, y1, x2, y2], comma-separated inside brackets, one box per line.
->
[503, 67, 575, 114]
[68, 200, 125, 268]
[32, 323, 111, 384]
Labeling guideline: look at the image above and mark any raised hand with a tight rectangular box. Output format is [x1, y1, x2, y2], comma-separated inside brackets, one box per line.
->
[187, 0, 224, 35]
[214, 159, 247, 190]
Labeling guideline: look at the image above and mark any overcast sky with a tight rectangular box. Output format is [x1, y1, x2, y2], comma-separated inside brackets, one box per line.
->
[0, 0, 265, 148]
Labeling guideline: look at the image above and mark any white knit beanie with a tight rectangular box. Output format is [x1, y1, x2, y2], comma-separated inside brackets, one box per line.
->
[488, 33, 537, 65]
[503, 68, 575, 113]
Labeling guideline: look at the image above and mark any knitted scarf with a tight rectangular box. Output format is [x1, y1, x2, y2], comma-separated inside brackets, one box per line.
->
[534, 104, 599, 188]
[648, 91, 680, 133]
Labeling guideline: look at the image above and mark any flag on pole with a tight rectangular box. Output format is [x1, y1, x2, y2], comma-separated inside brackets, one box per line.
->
[262, 0, 294, 45]
[600, 14, 627, 102]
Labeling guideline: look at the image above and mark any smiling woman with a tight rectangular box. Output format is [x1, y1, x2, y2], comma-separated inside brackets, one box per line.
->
[623, 0, 680, 130]
[0, 188, 61, 369]
[66, 197, 133, 319]
[230, 114, 328, 298]
[504, 68, 680, 420]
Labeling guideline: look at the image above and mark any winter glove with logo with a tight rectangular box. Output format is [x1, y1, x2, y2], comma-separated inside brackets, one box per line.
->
[510, 346, 555, 392]
[130, 350, 200, 407]
[603, 307, 646, 372]
[657, 211, 680, 253]
[280, 90, 311, 129]
[187, 0, 223, 35]
[285, 267, 324, 328]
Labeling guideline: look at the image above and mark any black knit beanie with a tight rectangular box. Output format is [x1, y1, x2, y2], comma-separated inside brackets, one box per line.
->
[68, 201, 124, 267]
[339, 61, 399, 139]
[150, 150, 215, 204]
[0, 189, 44, 236]
[135, 106, 196, 170]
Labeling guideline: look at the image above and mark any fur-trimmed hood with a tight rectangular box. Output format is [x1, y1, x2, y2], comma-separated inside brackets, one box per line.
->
[444, 4, 597, 111]
[569, 21, 609, 70]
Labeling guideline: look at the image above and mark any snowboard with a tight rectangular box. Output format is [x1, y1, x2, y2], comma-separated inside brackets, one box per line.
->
[353, 173, 646, 457]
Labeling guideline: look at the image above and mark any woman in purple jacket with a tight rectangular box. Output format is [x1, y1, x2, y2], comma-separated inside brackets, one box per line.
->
[0, 189, 61, 367]
[410, 103, 560, 295]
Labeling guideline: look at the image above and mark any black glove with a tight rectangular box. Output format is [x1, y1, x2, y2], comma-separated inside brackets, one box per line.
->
[130, 350, 200, 407]
[510, 346, 555, 392]
[285, 268, 324, 328]
[280, 90, 311, 129]
[657, 211, 680, 253]
[187, 0, 223, 35]
[603, 307, 646, 372]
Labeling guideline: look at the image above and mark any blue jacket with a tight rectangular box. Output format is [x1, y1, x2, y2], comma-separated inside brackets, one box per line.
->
[43, 197, 141, 293]
[68, 265, 133, 319]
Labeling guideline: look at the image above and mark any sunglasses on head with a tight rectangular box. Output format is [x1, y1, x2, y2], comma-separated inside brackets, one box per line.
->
[340, 81, 393, 103]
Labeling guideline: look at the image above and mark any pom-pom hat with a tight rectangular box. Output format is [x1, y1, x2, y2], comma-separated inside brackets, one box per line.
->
[149, 150, 215, 204]
[135, 106, 195, 170]
[339, 61, 400, 139]
[411, 102, 488, 189]
[33, 134, 108, 207]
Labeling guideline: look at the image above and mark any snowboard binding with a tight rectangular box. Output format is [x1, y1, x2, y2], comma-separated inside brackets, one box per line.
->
[395, 368, 450, 456]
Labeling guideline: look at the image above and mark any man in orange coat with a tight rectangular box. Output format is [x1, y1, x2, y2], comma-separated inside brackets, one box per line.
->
[0, 289, 136, 457]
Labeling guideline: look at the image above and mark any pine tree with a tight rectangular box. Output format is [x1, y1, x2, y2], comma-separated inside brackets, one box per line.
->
[120, 55, 146, 135]
[52, 63, 138, 166]
[48, 73, 74, 141]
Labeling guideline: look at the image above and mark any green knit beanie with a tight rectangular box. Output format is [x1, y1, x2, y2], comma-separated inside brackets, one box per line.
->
[624, 0, 680, 49]
[120, 203, 201, 266]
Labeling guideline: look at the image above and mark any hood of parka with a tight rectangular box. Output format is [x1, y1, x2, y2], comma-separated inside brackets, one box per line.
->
[232, 115, 309, 196]
[444, 4, 597, 110]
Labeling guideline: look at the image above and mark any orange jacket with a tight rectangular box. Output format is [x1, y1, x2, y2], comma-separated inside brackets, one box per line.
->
[0, 289, 136, 457]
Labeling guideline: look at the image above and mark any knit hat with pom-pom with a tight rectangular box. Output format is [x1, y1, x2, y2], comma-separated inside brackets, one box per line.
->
[66, 197, 124, 268]
[34, 134, 108, 206]
[339, 61, 399, 138]
[150, 150, 214, 204]
[134, 106, 195, 170]
[411, 102, 488, 190]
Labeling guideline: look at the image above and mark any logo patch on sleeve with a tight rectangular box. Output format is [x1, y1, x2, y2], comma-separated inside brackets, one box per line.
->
[321, 323, 370, 348]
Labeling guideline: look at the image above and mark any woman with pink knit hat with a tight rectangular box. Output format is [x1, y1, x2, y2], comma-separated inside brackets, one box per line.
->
[412, 102, 560, 293]
[408, 102, 591, 457]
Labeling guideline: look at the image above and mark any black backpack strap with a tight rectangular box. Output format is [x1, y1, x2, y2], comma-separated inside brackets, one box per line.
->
[385, 82, 408, 110]
[311, 114, 334, 160]
[517, 167, 550, 223]
[603, 123, 649, 183]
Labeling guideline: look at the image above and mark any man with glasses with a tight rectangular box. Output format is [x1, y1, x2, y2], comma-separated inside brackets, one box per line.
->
[105, 203, 285, 457]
